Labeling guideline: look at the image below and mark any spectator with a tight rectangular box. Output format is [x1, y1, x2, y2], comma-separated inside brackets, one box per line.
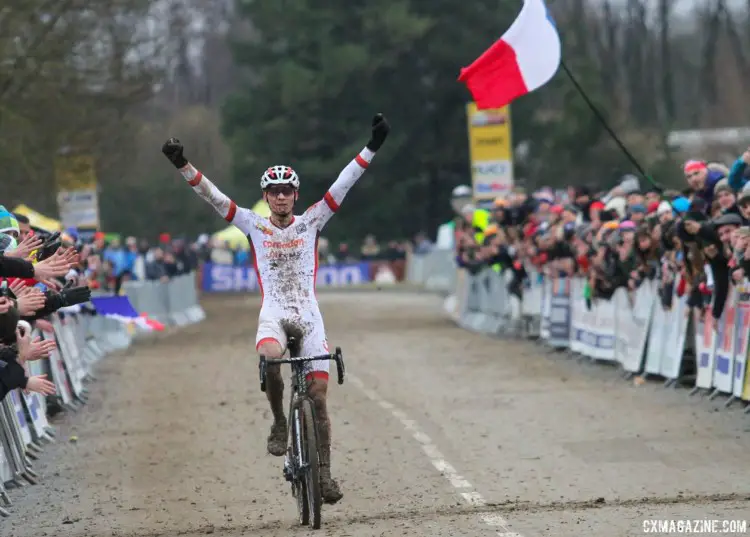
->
[360, 234, 381, 261]
[196, 234, 212, 263]
[317, 237, 337, 265]
[172, 238, 197, 274]
[234, 246, 250, 267]
[146, 248, 169, 282]
[383, 240, 405, 261]
[413, 232, 433, 255]
[162, 251, 179, 278]
[14, 214, 31, 240]
[210, 239, 234, 265]
[684, 160, 726, 210]
[336, 243, 357, 263]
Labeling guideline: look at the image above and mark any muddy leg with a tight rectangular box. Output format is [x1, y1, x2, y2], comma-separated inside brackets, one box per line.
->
[308, 377, 342, 504]
[259, 341, 287, 456]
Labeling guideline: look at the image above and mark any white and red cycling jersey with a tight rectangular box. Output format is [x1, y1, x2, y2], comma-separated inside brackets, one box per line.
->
[180, 147, 376, 380]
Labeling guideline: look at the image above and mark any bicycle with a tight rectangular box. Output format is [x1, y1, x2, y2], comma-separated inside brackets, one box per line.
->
[259, 337, 345, 529]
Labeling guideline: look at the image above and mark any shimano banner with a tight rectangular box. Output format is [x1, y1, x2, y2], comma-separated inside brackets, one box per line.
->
[201, 262, 372, 292]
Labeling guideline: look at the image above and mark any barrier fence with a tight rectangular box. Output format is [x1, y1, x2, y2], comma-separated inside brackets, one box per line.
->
[0, 272, 204, 518]
[406, 250, 750, 412]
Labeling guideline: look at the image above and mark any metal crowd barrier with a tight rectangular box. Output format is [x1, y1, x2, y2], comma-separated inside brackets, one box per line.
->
[407, 253, 750, 415]
[405, 250, 457, 294]
[123, 273, 206, 327]
[0, 273, 205, 518]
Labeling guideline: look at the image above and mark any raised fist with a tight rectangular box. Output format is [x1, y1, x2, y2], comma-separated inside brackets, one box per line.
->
[367, 113, 390, 152]
[162, 138, 188, 169]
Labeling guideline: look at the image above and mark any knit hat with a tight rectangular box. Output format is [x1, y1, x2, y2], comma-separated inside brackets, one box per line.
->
[714, 178, 732, 196]
[672, 197, 690, 213]
[0, 206, 19, 237]
[656, 201, 672, 215]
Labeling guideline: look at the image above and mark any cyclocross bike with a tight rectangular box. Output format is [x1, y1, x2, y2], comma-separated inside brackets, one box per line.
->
[259, 337, 345, 529]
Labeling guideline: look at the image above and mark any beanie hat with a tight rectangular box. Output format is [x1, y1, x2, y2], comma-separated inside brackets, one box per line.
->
[713, 178, 732, 196]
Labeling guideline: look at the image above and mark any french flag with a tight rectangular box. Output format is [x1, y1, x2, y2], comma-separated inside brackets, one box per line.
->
[90, 295, 165, 332]
[458, 0, 561, 110]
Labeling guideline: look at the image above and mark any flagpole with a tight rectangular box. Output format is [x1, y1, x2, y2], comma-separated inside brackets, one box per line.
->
[559, 60, 660, 190]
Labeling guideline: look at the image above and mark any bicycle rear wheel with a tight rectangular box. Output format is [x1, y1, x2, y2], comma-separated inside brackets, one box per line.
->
[299, 397, 321, 529]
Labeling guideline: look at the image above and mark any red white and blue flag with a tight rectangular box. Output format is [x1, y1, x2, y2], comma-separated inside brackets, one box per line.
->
[90, 295, 165, 332]
[458, 0, 561, 109]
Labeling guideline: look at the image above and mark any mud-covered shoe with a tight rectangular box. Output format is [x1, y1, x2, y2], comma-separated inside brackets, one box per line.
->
[319, 465, 343, 504]
[266, 419, 287, 456]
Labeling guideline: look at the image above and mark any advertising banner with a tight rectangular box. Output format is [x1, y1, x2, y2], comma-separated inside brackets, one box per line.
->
[57, 189, 100, 229]
[465, 102, 513, 202]
[54, 150, 100, 232]
[201, 262, 372, 293]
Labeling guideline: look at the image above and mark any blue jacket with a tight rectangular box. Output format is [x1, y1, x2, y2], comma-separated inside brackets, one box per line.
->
[694, 169, 725, 208]
[728, 158, 748, 191]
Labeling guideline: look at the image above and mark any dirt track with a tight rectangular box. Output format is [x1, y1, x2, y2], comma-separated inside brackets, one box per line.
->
[5, 291, 750, 537]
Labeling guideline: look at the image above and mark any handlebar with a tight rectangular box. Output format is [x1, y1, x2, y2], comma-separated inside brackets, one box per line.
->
[259, 347, 345, 392]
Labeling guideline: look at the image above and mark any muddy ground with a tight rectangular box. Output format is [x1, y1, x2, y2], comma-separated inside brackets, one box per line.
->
[4, 291, 750, 537]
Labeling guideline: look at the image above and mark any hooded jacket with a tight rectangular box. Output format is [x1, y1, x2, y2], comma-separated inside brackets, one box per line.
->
[693, 168, 726, 210]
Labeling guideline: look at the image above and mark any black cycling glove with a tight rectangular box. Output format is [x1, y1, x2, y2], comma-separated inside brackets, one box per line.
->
[36, 232, 62, 262]
[162, 138, 188, 169]
[366, 114, 390, 152]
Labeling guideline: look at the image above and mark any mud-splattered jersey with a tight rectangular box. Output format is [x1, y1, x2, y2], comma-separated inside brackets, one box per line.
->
[179, 147, 375, 316]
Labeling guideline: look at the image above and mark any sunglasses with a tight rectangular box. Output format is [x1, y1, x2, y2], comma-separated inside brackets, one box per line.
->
[265, 185, 296, 197]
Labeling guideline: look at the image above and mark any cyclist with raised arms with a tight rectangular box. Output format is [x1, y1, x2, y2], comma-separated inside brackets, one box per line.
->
[161, 114, 390, 504]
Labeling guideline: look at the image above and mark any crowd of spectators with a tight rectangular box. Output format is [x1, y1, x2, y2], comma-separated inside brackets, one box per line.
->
[86, 232, 198, 293]
[0, 207, 91, 401]
[449, 149, 750, 326]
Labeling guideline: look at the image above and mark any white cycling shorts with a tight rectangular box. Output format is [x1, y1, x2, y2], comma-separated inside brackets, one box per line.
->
[255, 308, 330, 380]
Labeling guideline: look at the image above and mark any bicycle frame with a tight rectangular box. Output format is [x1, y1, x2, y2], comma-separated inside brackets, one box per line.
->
[258, 342, 346, 480]
[258, 344, 345, 527]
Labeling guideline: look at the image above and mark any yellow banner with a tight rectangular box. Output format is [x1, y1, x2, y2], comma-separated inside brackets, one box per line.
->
[466, 102, 513, 201]
[54, 153, 97, 191]
[11, 204, 61, 232]
[466, 103, 512, 161]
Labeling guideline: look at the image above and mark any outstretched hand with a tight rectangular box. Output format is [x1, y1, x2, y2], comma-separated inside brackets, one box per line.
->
[366, 113, 390, 152]
[5, 234, 43, 260]
[162, 138, 188, 169]
[25, 374, 56, 396]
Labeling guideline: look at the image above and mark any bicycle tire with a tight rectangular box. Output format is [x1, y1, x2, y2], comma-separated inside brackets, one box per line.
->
[300, 397, 322, 529]
[291, 405, 310, 526]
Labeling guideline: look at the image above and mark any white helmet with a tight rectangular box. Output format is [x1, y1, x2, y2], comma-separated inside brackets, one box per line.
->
[260, 165, 300, 190]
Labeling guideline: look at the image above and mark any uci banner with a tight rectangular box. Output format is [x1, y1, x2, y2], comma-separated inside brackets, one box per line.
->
[201, 262, 373, 293]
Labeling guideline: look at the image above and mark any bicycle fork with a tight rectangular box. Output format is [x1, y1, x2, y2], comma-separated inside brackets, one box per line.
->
[283, 402, 306, 484]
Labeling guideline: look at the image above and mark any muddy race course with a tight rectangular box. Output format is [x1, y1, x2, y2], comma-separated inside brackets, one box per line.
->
[5, 291, 750, 537]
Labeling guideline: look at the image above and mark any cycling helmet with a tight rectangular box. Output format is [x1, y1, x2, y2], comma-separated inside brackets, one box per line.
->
[260, 165, 300, 190]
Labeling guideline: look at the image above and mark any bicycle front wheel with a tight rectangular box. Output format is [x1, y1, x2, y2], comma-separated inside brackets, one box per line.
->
[299, 397, 321, 529]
